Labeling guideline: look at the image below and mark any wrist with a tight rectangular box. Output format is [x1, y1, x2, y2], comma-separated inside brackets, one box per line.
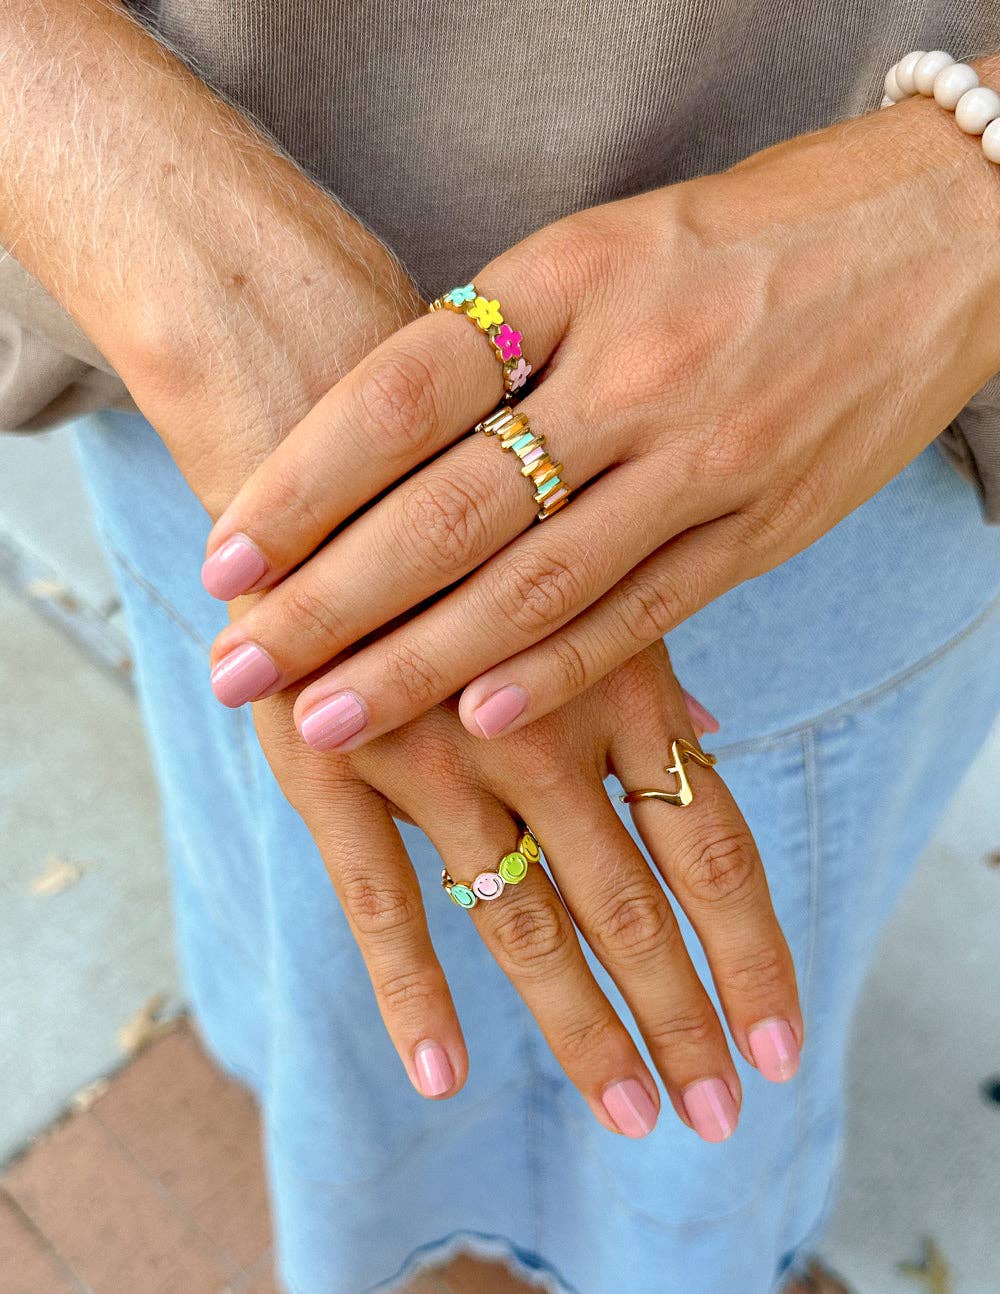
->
[878, 52, 1000, 369]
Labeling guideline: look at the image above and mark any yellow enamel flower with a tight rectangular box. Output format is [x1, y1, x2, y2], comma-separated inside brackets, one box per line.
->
[468, 296, 503, 330]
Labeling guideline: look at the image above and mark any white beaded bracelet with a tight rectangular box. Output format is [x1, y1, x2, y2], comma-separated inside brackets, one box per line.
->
[881, 50, 1000, 164]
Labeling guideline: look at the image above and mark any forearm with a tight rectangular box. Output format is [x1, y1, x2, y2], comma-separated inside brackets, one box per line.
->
[0, 0, 418, 511]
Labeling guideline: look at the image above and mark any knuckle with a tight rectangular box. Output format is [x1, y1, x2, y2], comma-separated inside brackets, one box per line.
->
[281, 581, 347, 650]
[497, 721, 577, 793]
[339, 870, 421, 938]
[557, 1014, 620, 1067]
[371, 964, 438, 1015]
[613, 573, 683, 646]
[547, 633, 591, 696]
[699, 408, 762, 484]
[400, 474, 492, 576]
[722, 948, 788, 999]
[681, 828, 759, 907]
[589, 884, 673, 962]
[490, 896, 570, 975]
[498, 552, 584, 639]
[645, 1007, 718, 1056]
[526, 213, 617, 303]
[382, 640, 446, 708]
[600, 646, 664, 712]
[259, 460, 328, 538]
[357, 348, 441, 459]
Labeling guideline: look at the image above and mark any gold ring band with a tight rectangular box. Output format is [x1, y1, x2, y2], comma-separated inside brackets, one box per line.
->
[429, 283, 532, 396]
[620, 738, 718, 808]
[442, 827, 541, 909]
[476, 405, 572, 521]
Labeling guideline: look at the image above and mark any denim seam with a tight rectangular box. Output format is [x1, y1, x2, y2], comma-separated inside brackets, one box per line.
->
[771, 726, 823, 1282]
[105, 542, 211, 651]
[104, 544, 272, 978]
[708, 583, 1000, 760]
[523, 1020, 544, 1254]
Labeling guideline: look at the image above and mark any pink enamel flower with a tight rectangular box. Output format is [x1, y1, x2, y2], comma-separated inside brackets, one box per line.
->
[492, 323, 522, 362]
[507, 357, 532, 391]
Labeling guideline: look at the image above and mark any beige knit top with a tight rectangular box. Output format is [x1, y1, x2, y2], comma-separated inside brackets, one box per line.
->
[3, 0, 999, 519]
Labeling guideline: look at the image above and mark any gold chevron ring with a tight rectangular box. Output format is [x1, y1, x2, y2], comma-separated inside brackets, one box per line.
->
[620, 739, 718, 808]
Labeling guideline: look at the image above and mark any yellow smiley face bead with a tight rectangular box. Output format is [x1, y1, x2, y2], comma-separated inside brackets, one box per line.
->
[518, 831, 540, 863]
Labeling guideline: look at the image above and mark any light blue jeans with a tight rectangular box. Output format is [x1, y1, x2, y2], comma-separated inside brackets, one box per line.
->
[74, 410, 1000, 1294]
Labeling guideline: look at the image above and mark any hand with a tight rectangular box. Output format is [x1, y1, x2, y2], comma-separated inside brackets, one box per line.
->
[0, 0, 799, 1138]
[254, 642, 801, 1141]
[202, 81, 1000, 747]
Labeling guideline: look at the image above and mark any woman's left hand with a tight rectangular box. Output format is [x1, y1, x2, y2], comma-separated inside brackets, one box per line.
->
[203, 88, 1000, 748]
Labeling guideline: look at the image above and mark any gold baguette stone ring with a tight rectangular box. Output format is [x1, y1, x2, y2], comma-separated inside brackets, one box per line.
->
[476, 405, 571, 521]
[620, 739, 718, 808]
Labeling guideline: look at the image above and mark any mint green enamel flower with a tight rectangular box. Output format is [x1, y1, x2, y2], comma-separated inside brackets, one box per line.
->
[444, 283, 476, 307]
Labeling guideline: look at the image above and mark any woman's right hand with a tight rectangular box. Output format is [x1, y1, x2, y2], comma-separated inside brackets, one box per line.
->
[254, 641, 801, 1142]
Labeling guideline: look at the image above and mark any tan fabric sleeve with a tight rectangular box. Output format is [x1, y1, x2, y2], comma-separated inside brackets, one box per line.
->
[0, 249, 135, 434]
[940, 374, 1000, 524]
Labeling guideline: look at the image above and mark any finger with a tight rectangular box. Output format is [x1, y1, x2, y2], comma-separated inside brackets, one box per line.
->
[287, 462, 716, 750]
[256, 720, 469, 1099]
[458, 512, 751, 738]
[419, 797, 662, 1140]
[201, 247, 576, 601]
[516, 779, 742, 1142]
[207, 387, 616, 707]
[607, 648, 803, 1084]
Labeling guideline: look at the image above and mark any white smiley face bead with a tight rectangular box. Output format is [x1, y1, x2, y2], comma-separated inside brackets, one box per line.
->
[472, 871, 506, 901]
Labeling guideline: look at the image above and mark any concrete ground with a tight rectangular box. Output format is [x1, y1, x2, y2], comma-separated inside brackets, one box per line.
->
[1, 426, 998, 1293]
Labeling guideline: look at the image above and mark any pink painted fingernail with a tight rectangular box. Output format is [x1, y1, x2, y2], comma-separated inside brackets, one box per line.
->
[210, 643, 279, 708]
[748, 1018, 800, 1083]
[682, 1078, 738, 1142]
[201, 533, 268, 601]
[602, 1078, 658, 1138]
[470, 685, 529, 738]
[299, 691, 368, 750]
[682, 690, 720, 735]
[413, 1040, 454, 1097]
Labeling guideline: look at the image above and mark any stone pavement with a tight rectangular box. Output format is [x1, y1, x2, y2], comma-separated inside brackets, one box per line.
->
[1, 425, 998, 1293]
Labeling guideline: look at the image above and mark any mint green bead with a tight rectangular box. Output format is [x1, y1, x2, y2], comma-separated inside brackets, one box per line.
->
[448, 884, 477, 909]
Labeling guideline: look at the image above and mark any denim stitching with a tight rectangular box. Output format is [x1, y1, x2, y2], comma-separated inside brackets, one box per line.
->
[771, 727, 823, 1280]
[708, 583, 1000, 761]
[104, 542, 211, 651]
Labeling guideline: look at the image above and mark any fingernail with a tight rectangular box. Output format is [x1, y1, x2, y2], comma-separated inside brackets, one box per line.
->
[602, 1078, 658, 1138]
[470, 685, 529, 738]
[210, 643, 279, 707]
[299, 691, 368, 750]
[748, 1018, 800, 1083]
[201, 533, 268, 601]
[682, 690, 720, 735]
[413, 1040, 454, 1097]
[682, 1078, 738, 1142]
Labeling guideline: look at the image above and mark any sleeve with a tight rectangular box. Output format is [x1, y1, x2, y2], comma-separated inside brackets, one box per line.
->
[939, 372, 1000, 524]
[0, 248, 136, 434]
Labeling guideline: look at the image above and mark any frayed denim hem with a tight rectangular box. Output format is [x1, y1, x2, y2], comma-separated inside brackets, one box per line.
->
[361, 1229, 580, 1294]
